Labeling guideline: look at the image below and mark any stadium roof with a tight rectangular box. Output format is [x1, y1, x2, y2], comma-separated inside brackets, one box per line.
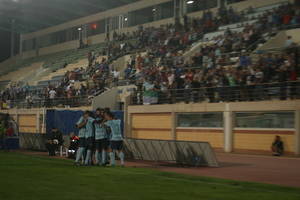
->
[0, 0, 139, 34]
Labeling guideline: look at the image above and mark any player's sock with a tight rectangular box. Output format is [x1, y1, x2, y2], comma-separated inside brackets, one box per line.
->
[95, 150, 100, 165]
[85, 150, 92, 165]
[106, 152, 109, 164]
[119, 152, 125, 166]
[109, 152, 115, 166]
[101, 150, 106, 165]
[75, 147, 84, 163]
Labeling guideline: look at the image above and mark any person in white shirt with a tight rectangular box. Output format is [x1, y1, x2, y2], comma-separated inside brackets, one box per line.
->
[49, 89, 56, 99]
[112, 70, 120, 85]
[48, 89, 56, 107]
[284, 36, 294, 48]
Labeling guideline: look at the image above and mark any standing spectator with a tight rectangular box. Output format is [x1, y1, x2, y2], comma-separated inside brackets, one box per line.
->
[49, 89, 56, 107]
[112, 69, 120, 85]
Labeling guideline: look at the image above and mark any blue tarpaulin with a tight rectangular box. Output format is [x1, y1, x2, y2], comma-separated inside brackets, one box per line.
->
[46, 110, 124, 135]
[0, 138, 19, 150]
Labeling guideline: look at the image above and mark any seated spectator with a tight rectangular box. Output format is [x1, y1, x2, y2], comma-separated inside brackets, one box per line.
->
[45, 128, 64, 156]
[271, 136, 284, 156]
[1, 2, 299, 108]
[284, 36, 295, 48]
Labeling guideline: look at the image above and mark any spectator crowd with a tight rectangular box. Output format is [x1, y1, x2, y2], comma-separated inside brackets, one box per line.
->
[0, 2, 300, 108]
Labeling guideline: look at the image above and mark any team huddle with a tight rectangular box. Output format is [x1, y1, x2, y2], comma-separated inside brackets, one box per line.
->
[75, 108, 124, 167]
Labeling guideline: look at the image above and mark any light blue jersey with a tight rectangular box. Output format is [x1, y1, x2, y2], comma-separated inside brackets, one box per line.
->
[76, 117, 86, 138]
[105, 119, 122, 141]
[85, 117, 95, 138]
[94, 118, 107, 140]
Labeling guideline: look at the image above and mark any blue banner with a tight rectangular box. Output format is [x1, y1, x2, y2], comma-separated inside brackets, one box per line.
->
[46, 109, 124, 136]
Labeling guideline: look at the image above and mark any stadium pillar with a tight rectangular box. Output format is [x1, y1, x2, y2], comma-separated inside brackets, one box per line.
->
[224, 104, 234, 153]
[14, 109, 19, 129]
[124, 95, 131, 139]
[174, 0, 187, 28]
[105, 17, 111, 41]
[218, 0, 227, 8]
[295, 110, 300, 156]
[19, 34, 23, 56]
[10, 19, 15, 57]
[36, 111, 41, 134]
[171, 112, 176, 140]
[41, 108, 46, 134]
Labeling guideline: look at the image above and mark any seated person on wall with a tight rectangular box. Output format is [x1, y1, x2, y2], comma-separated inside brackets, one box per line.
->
[45, 128, 64, 156]
[271, 136, 284, 156]
[68, 132, 79, 159]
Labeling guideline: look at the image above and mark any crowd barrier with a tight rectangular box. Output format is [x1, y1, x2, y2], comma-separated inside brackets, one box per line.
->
[124, 138, 219, 167]
[19, 133, 46, 151]
[17, 133, 219, 167]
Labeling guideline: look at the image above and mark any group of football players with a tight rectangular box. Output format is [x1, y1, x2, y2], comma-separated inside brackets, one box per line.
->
[75, 108, 124, 167]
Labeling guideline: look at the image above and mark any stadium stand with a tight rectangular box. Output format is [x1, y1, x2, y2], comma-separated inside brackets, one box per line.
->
[1, 0, 300, 157]
[1, 1, 299, 109]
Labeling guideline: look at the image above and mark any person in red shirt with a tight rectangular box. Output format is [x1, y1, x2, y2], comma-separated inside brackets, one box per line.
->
[185, 70, 194, 82]
[289, 65, 298, 99]
[283, 14, 292, 25]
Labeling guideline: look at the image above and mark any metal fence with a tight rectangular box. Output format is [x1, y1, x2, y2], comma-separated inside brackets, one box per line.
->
[132, 81, 300, 105]
[7, 96, 91, 109]
[18, 133, 219, 167]
[124, 138, 219, 167]
[19, 133, 47, 151]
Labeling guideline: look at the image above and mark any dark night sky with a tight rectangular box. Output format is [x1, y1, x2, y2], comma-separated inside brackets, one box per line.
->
[0, 30, 11, 62]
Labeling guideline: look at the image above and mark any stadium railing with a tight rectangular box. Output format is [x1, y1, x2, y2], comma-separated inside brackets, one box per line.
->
[131, 81, 300, 105]
[7, 96, 91, 109]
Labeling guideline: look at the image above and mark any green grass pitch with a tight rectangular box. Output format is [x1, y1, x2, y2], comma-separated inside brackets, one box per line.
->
[0, 152, 300, 200]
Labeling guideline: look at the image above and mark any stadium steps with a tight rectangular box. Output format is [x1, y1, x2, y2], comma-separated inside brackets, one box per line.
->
[0, 80, 10, 90]
[183, 2, 293, 63]
[0, 61, 44, 85]
[255, 28, 300, 52]
[244, 1, 289, 20]
[33, 58, 89, 85]
[111, 54, 133, 79]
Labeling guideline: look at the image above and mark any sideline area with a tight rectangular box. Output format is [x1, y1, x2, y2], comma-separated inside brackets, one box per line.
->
[15, 150, 300, 188]
[152, 153, 300, 188]
[1, 151, 300, 200]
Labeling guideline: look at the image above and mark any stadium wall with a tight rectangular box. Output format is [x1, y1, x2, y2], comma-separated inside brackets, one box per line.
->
[0, 109, 45, 134]
[38, 41, 79, 56]
[233, 129, 295, 153]
[1, 100, 299, 155]
[0, 106, 92, 134]
[127, 100, 300, 155]
[230, 0, 292, 12]
[18, 0, 293, 59]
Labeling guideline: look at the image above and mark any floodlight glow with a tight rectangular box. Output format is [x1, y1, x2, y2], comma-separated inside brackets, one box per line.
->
[187, 0, 194, 4]
[77, 27, 82, 31]
[124, 17, 128, 21]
